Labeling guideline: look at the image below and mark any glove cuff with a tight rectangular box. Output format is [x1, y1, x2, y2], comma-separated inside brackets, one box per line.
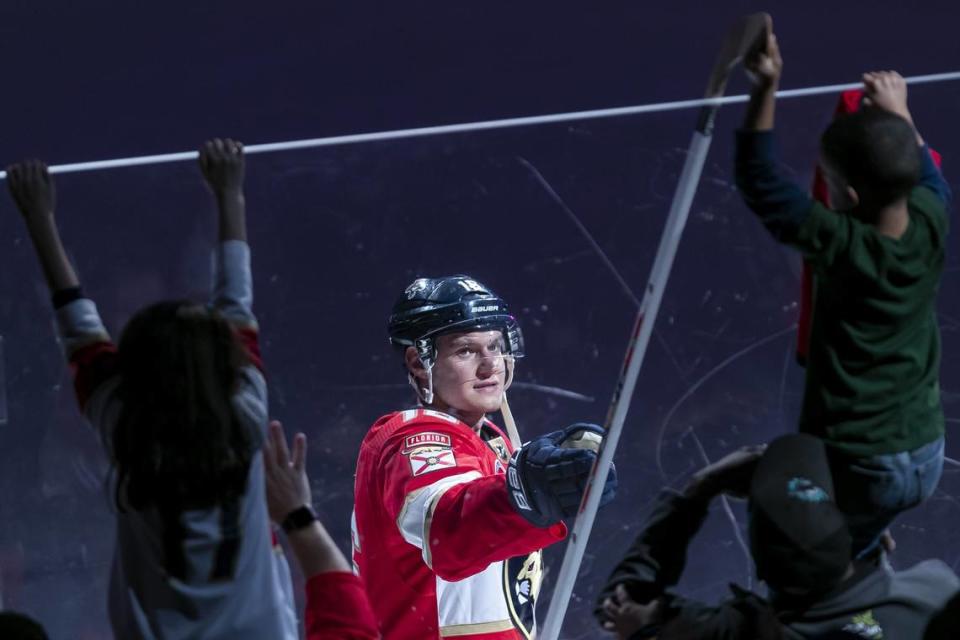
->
[506, 450, 554, 527]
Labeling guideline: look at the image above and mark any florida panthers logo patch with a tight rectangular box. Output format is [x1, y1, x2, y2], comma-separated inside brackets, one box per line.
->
[486, 436, 510, 464]
[842, 610, 883, 639]
[404, 278, 430, 299]
[503, 551, 543, 639]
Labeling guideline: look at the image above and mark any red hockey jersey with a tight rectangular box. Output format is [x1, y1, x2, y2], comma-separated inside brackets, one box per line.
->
[352, 409, 567, 639]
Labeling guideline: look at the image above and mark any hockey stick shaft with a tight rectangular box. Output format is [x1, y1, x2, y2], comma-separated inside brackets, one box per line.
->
[538, 111, 716, 640]
[540, 15, 770, 634]
[501, 357, 522, 450]
[500, 394, 522, 450]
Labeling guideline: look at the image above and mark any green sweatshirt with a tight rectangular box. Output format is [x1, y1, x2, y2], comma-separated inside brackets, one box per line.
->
[736, 130, 951, 456]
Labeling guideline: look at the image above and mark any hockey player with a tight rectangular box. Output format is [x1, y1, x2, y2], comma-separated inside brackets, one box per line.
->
[352, 275, 618, 639]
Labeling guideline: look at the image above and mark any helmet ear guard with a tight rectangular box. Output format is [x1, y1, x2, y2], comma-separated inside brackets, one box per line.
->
[505, 323, 524, 360]
[412, 337, 437, 405]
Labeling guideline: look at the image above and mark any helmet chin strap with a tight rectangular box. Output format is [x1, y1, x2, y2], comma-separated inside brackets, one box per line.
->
[408, 363, 435, 406]
[503, 355, 515, 392]
[410, 339, 437, 405]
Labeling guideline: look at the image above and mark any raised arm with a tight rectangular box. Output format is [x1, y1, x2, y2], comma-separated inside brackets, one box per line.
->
[7, 161, 117, 414]
[742, 30, 782, 132]
[197, 139, 263, 374]
[595, 447, 764, 638]
[374, 416, 588, 582]
[6, 161, 80, 294]
[735, 30, 823, 246]
[200, 138, 247, 243]
[264, 420, 379, 640]
[264, 420, 349, 576]
[863, 71, 951, 205]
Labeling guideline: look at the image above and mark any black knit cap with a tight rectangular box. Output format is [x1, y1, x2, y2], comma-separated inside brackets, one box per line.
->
[748, 434, 852, 597]
[924, 590, 960, 639]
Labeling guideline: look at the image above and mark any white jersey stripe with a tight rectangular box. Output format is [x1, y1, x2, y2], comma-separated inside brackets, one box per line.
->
[396, 471, 481, 566]
[436, 561, 512, 633]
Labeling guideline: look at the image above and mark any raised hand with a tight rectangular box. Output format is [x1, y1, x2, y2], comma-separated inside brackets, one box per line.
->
[262, 419, 353, 578]
[6, 159, 79, 291]
[263, 420, 311, 524]
[600, 585, 664, 638]
[862, 71, 912, 122]
[198, 138, 245, 197]
[741, 23, 782, 131]
[198, 138, 247, 241]
[744, 30, 783, 91]
[685, 444, 766, 500]
[507, 423, 617, 527]
[6, 160, 56, 220]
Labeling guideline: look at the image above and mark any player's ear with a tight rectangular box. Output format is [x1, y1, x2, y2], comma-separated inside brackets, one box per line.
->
[405, 346, 428, 382]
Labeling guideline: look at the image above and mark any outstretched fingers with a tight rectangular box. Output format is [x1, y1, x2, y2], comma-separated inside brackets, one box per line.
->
[6, 159, 55, 216]
[268, 419, 292, 468]
[291, 432, 307, 473]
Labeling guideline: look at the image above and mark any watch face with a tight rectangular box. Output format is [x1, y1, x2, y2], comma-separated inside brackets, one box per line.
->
[283, 505, 317, 532]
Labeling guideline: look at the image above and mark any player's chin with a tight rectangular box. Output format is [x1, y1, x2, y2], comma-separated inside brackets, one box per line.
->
[465, 391, 503, 414]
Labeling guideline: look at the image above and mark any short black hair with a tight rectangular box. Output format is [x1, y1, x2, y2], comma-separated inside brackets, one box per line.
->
[0, 612, 48, 640]
[820, 107, 921, 209]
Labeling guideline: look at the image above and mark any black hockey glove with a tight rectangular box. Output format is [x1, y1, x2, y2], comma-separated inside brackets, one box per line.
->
[507, 423, 618, 527]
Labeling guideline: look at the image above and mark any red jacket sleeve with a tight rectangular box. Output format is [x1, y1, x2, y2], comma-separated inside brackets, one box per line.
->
[380, 413, 566, 582]
[305, 571, 380, 640]
[54, 297, 119, 414]
[69, 341, 119, 411]
[427, 474, 566, 581]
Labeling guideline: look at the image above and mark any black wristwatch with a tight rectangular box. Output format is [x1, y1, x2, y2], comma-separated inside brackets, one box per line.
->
[281, 505, 317, 533]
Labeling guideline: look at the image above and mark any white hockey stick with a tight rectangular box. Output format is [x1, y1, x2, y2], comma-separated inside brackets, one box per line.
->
[501, 394, 522, 450]
[537, 13, 771, 640]
[501, 357, 522, 449]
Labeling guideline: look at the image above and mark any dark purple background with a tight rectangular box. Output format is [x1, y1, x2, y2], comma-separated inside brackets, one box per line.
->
[1, 1, 959, 638]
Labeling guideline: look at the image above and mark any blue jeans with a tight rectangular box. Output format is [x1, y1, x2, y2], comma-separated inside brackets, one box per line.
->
[829, 436, 945, 559]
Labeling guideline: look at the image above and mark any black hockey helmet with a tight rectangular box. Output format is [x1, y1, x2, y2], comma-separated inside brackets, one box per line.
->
[389, 275, 524, 361]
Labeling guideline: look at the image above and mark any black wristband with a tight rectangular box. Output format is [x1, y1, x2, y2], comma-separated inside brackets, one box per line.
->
[281, 505, 317, 533]
[52, 286, 85, 309]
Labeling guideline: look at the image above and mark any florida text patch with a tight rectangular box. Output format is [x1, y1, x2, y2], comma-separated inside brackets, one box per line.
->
[403, 432, 452, 451]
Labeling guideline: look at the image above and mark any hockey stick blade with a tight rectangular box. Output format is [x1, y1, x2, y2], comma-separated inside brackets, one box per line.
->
[705, 12, 771, 99]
